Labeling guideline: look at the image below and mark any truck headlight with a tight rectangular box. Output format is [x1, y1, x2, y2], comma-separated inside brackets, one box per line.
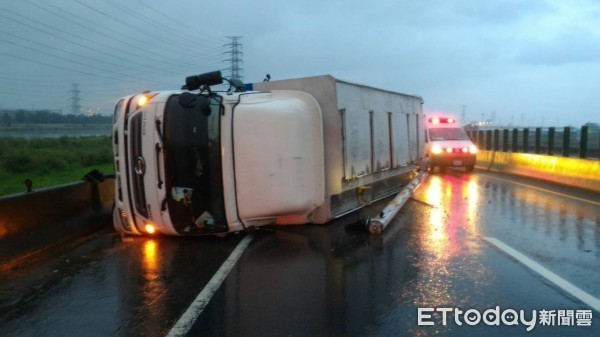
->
[119, 208, 132, 231]
[144, 223, 156, 235]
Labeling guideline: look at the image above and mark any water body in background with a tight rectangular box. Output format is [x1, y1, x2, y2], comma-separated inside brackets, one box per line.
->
[0, 127, 112, 139]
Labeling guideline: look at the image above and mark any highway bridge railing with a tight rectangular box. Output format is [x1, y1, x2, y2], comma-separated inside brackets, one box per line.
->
[465, 123, 600, 159]
[465, 124, 600, 193]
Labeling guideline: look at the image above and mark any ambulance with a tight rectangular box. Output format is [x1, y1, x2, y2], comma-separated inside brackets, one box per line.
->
[424, 114, 477, 172]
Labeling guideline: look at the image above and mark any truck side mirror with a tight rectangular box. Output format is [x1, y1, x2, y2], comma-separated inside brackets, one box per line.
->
[198, 96, 211, 116]
[229, 79, 245, 92]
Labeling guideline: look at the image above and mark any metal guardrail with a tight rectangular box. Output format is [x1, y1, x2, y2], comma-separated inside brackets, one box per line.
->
[465, 125, 600, 159]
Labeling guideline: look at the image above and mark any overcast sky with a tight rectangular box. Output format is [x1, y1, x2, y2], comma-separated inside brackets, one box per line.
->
[1, 0, 599, 126]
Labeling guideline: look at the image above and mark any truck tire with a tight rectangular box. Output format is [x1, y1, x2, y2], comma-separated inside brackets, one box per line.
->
[466, 165, 474, 172]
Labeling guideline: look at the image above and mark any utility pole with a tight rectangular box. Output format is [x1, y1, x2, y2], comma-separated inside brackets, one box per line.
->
[461, 105, 466, 125]
[224, 36, 243, 82]
[69, 83, 81, 115]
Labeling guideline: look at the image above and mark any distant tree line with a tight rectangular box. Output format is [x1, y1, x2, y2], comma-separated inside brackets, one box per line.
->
[1, 109, 111, 127]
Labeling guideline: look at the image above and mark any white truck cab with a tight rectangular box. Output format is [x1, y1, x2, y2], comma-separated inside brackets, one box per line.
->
[424, 114, 477, 172]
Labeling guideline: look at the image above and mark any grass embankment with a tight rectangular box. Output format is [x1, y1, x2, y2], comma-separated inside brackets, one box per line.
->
[0, 136, 114, 196]
[0, 124, 112, 131]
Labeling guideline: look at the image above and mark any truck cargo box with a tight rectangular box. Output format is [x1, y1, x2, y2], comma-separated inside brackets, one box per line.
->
[253, 75, 424, 222]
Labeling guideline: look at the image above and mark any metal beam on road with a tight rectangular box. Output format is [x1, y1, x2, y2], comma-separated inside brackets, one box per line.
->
[367, 172, 427, 234]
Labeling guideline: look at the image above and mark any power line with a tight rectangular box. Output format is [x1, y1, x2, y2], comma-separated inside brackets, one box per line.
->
[0, 1, 230, 112]
[0, 37, 174, 85]
[30, 0, 224, 62]
[0, 9, 222, 76]
[72, 0, 220, 56]
[0, 12, 184, 76]
[1, 5, 225, 71]
[132, 0, 223, 45]
[1, 31, 135, 72]
[103, 0, 224, 52]
[1, 53, 142, 84]
[24, 0, 214, 65]
[0, 88, 69, 98]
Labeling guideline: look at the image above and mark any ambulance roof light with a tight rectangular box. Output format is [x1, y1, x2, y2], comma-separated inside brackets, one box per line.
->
[428, 117, 456, 124]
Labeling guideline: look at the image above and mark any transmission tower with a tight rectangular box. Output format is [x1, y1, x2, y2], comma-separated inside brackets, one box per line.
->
[224, 36, 244, 81]
[69, 83, 81, 115]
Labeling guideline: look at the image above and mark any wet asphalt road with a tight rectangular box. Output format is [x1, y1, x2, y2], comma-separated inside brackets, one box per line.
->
[0, 169, 598, 336]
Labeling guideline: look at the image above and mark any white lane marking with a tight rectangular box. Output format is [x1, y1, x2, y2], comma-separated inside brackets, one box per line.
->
[167, 233, 255, 337]
[484, 237, 600, 313]
[481, 173, 600, 206]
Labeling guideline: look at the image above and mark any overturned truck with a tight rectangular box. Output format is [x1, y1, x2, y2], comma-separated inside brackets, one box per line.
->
[112, 72, 424, 235]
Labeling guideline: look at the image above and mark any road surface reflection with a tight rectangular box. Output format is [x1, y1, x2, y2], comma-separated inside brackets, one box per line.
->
[403, 173, 492, 337]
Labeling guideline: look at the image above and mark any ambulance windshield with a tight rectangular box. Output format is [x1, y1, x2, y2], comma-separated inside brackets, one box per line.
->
[428, 128, 470, 141]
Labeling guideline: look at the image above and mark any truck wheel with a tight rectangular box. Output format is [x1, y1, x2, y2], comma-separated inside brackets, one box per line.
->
[466, 165, 474, 172]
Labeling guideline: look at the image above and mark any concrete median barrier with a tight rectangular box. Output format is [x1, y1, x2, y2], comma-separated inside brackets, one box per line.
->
[475, 151, 600, 193]
[0, 178, 114, 268]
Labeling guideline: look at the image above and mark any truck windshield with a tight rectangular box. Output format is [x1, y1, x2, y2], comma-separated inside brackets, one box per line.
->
[428, 128, 470, 141]
[163, 94, 227, 234]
